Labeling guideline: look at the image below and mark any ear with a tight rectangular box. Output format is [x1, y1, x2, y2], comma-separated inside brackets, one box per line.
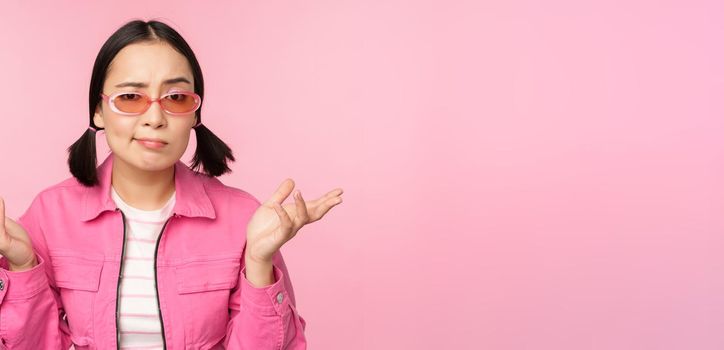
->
[93, 105, 105, 128]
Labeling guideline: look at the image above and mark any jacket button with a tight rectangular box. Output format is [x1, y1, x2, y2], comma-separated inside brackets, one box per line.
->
[0, 279, 4, 291]
[276, 292, 283, 304]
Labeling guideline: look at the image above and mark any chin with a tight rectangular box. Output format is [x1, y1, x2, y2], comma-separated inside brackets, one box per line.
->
[136, 154, 178, 170]
[114, 150, 179, 172]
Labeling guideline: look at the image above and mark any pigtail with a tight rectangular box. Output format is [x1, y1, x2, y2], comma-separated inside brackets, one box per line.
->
[67, 126, 100, 187]
[190, 123, 235, 177]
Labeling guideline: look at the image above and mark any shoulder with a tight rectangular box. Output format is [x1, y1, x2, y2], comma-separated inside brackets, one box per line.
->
[30, 175, 86, 204]
[18, 175, 85, 222]
[198, 174, 263, 209]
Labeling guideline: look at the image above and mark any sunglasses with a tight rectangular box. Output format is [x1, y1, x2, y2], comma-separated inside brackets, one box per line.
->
[100, 89, 202, 116]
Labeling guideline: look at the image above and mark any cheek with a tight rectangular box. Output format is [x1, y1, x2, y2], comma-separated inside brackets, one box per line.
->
[105, 115, 136, 134]
[170, 132, 192, 152]
[168, 119, 194, 146]
[110, 127, 134, 143]
[103, 120, 136, 148]
[103, 133, 128, 155]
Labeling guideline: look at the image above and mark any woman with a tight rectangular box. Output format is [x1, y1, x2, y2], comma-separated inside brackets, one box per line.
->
[0, 19, 342, 349]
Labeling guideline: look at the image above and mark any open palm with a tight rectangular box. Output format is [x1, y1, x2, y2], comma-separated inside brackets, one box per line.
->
[245, 179, 343, 263]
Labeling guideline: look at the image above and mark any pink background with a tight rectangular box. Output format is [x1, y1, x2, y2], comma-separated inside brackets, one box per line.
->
[2, 1, 724, 349]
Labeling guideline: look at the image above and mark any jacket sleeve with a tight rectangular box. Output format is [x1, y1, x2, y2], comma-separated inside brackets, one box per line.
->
[223, 247, 308, 349]
[0, 194, 73, 349]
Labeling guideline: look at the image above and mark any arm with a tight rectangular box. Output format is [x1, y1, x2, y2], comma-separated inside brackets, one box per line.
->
[0, 195, 72, 349]
[223, 248, 307, 349]
[221, 180, 342, 349]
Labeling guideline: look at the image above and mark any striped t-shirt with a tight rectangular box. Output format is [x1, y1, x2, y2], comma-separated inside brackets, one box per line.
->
[111, 186, 176, 350]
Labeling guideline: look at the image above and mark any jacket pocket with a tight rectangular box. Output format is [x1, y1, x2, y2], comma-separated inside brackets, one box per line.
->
[175, 252, 241, 347]
[49, 249, 105, 349]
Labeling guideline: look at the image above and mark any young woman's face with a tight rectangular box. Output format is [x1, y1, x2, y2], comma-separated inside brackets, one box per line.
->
[93, 41, 198, 172]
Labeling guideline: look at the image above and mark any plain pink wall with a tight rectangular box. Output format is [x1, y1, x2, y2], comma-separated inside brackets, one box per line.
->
[2, 1, 724, 349]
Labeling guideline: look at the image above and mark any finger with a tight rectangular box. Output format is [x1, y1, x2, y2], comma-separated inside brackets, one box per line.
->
[309, 195, 343, 222]
[0, 197, 6, 236]
[292, 190, 309, 231]
[0, 197, 6, 246]
[4, 217, 21, 232]
[264, 178, 295, 207]
[0, 200, 22, 234]
[306, 188, 344, 208]
[271, 202, 294, 235]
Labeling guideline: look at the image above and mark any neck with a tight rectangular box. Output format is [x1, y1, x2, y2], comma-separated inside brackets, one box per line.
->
[111, 156, 176, 211]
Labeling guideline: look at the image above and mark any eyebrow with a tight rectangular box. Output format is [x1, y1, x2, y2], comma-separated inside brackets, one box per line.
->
[114, 77, 191, 88]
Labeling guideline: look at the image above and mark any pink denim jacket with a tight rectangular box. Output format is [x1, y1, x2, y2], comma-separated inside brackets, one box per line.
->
[0, 153, 307, 349]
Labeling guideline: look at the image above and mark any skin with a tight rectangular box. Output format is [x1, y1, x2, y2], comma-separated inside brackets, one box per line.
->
[0, 40, 344, 287]
[95, 40, 196, 210]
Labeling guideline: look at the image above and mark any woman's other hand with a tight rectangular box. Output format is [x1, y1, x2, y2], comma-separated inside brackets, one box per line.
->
[0, 197, 37, 271]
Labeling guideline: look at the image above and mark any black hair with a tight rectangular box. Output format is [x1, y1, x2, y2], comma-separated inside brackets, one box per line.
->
[67, 19, 235, 187]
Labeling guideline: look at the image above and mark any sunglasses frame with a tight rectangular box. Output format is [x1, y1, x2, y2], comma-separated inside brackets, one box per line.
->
[99, 89, 202, 116]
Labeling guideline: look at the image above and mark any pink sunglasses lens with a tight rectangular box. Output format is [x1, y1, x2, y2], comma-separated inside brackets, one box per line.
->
[111, 92, 199, 114]
[113, 93, 149, 114]
[160, 92, 199, 114]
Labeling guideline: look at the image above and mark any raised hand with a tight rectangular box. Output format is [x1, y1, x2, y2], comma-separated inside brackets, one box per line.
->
[245, 178, 343, 264]
[0, 197, 37, 271]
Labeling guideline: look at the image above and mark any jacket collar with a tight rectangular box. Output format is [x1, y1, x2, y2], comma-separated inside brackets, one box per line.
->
[81, 153, 216, 221]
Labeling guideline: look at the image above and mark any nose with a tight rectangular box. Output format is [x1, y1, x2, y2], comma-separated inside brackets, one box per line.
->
[139, 97, 167, 129]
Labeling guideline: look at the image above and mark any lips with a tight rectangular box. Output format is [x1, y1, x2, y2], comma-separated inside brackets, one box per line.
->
[134, 137, 168, 149]
[135, 137, 167, 144]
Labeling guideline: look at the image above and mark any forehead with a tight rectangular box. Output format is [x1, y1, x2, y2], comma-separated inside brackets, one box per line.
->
[105, 41, 193, 88]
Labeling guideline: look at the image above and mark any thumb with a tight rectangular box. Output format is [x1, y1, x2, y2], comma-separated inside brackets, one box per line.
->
[0, 197, 5, 235]
[0, 197, 19, 248]
[0, 197, 8, 249]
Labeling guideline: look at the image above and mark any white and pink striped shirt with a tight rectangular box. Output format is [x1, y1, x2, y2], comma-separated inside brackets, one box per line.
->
[111, 186, 176, 350]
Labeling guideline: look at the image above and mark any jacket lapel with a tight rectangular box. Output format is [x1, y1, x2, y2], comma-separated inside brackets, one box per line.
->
[80, 153, 216, 221]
